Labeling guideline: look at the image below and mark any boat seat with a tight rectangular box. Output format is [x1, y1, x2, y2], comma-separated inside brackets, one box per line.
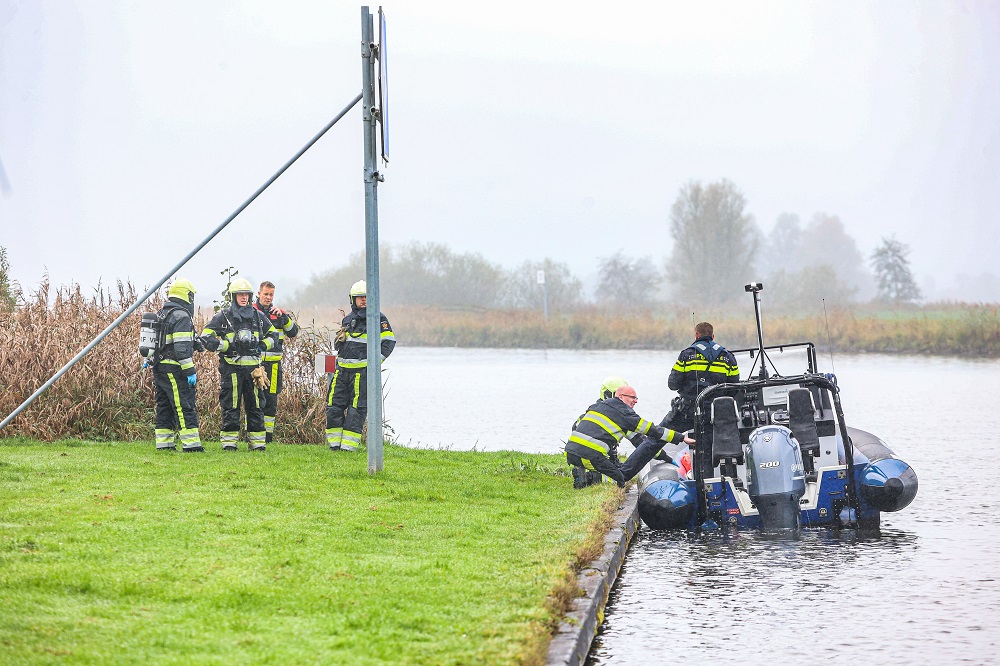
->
[711, 396, 744, 468]
[787, 388, 820, 456]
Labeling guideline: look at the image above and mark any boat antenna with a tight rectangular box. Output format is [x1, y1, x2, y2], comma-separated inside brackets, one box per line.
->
[745, 282, 769, 380]
[822, 298, 837, 375]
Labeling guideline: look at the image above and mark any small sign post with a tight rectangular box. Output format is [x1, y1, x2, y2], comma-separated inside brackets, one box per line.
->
[537, 270, 548, 324]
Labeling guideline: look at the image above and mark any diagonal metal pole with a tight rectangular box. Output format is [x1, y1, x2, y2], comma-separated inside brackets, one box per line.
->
[0, 94, 363, 432]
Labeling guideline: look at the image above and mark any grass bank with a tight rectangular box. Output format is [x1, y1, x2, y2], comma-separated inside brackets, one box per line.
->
[0, 440, 619, 665]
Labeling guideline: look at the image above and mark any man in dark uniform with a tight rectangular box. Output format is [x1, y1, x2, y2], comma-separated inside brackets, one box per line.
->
[200, 278, 279, 451]
[152, 278, 204, 452]
[254, 280, 299, 443]
[326, 280, 395, 452]
[662, 321, 740, 433]
[566, 385, 695, 488]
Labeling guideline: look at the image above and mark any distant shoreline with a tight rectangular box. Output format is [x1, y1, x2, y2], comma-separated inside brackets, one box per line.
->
[293, 304, 1000, 357]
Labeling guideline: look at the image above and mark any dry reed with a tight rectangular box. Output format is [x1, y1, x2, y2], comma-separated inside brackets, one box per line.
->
[0, 280, 334, 442]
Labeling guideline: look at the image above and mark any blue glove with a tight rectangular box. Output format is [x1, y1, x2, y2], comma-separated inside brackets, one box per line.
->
[258, 342, 267, 352]
[187, 373, 197, 387]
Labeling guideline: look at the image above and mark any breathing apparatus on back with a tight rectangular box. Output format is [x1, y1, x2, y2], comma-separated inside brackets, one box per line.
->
[139, 278, 196, 366]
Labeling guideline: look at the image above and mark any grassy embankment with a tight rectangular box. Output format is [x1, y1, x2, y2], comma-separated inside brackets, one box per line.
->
[0, 440, 621, 665]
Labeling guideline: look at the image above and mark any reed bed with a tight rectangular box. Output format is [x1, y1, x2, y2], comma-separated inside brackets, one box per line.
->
[0, 280, 335, 443]
[303, 303, 1000, 355]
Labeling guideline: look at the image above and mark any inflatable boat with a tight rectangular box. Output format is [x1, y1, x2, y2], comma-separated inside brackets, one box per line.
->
[638, 284, 918, 532]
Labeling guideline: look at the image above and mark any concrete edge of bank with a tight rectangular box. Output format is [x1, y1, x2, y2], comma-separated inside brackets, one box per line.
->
[546, 485, 640, 666]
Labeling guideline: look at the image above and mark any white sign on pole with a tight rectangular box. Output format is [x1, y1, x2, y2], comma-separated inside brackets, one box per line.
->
[536, 270, 545, 285]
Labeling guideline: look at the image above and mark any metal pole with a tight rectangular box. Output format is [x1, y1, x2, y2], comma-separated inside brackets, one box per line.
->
[0, 95, 363, 432]
[752, 290, 768, 380]
[362, 6, 384, 473]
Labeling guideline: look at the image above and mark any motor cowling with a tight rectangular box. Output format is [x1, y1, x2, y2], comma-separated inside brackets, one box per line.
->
[139, 313, 160, 359]
[746, 425, 806, 530]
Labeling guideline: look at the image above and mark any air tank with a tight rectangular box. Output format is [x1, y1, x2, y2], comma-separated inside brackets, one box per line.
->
[139, 313, 159, 359]
[745, 425, 806, 530]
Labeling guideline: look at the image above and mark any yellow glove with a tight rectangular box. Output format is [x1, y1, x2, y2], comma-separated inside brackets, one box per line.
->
[251, 366, 270, 390]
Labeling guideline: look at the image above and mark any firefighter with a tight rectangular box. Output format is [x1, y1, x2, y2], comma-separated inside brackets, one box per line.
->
[326, 280, 395, 451]
[565, 385, 695, 488]
[200, 278, 279, 451]
[152, 278, 204, 452]
[661, 322, 740, 433]
[253, 280, 299, 443]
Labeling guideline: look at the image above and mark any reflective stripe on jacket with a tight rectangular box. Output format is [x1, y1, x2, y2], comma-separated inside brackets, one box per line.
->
[337, 307, 395, 370]
[566, 397, 684, 460]
[667, 336, 740, 404]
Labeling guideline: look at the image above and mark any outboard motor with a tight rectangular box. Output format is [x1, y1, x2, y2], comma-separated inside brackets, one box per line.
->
[139, 313, 160, 359]
[638, 462, 695, 530]
[745, 425, 806, 530]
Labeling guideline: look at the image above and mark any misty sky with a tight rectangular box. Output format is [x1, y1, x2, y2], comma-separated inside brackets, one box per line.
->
[2, 1, 998, 304]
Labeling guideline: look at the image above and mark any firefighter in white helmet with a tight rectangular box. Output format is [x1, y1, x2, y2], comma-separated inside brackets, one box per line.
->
[152, 278, 204, 452]
[199, 277, 279, 451]
[326, 280, 395, 451]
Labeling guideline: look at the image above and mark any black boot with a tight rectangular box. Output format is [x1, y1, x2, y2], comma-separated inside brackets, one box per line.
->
[265, 432, 273, 444]
[572, 466, 587, 489]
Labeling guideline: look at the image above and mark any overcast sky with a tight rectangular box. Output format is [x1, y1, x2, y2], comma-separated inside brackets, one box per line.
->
[2, 1, 998, 304]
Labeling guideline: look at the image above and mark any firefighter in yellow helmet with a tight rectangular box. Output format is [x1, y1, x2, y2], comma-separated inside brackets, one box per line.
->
[199, 277, 279, 451]
[326, 280, 395, 451]
[152, 278, 204, 452]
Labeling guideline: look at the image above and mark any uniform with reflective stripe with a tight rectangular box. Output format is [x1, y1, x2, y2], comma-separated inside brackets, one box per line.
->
[253, 300, 300, 441]
[668, 335, 740, 405]
[200, 303, 275, 449]
[152, 299, 201, 449]
[565, 397, 685, 486]
[326, 306, 394, 449]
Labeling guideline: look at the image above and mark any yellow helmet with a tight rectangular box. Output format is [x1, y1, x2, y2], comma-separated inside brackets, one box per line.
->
[167, 278, 196, 303]
[600, 375, 628, 400]
[228, 277, 254, 295]
[349, 280, 367, 298]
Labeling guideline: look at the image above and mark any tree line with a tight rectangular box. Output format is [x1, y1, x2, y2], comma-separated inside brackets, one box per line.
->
[292, 178, 922, 314]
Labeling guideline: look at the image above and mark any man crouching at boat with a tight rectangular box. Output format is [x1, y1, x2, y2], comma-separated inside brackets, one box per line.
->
[566, 385, 695, 488]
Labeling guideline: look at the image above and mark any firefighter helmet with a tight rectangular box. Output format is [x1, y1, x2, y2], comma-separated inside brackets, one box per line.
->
[167, 278, 196, 304]
[349, 280, 366, 306]
[599, 375, 628, 400]
[228, 277, 254, 295]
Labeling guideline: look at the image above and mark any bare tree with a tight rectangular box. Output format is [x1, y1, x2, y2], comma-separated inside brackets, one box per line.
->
[797, 213, 872, 300]
[666, 179, 761, 305]
[595, 250, 660, 307]
[871, 235, 921, 303]
[503, 258, 583, 312]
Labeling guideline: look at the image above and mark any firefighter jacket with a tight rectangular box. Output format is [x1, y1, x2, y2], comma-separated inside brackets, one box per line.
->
[200, 303, 279, 367]
[336, 306, 395, 370]
[253, 299, 299, 363]
[566, 397, 685, 461]
[667, 335, 740, 405]
[155, 298, 197, 376]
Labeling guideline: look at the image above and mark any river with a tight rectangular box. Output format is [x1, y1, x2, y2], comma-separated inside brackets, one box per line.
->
[384, 348, 1000, 663]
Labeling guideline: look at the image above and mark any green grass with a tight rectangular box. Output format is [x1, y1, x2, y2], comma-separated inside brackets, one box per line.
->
[0, 440, 614, 665]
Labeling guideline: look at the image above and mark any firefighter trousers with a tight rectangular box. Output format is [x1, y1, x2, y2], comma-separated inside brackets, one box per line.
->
[260, 360, 283, 442]
[153, 367, 201, 450]
[325, 366, 367, 450]
[219, 365, 266, 450]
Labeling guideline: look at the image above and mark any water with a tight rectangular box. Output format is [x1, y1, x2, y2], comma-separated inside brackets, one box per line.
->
[384, 348, 1000, 663]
